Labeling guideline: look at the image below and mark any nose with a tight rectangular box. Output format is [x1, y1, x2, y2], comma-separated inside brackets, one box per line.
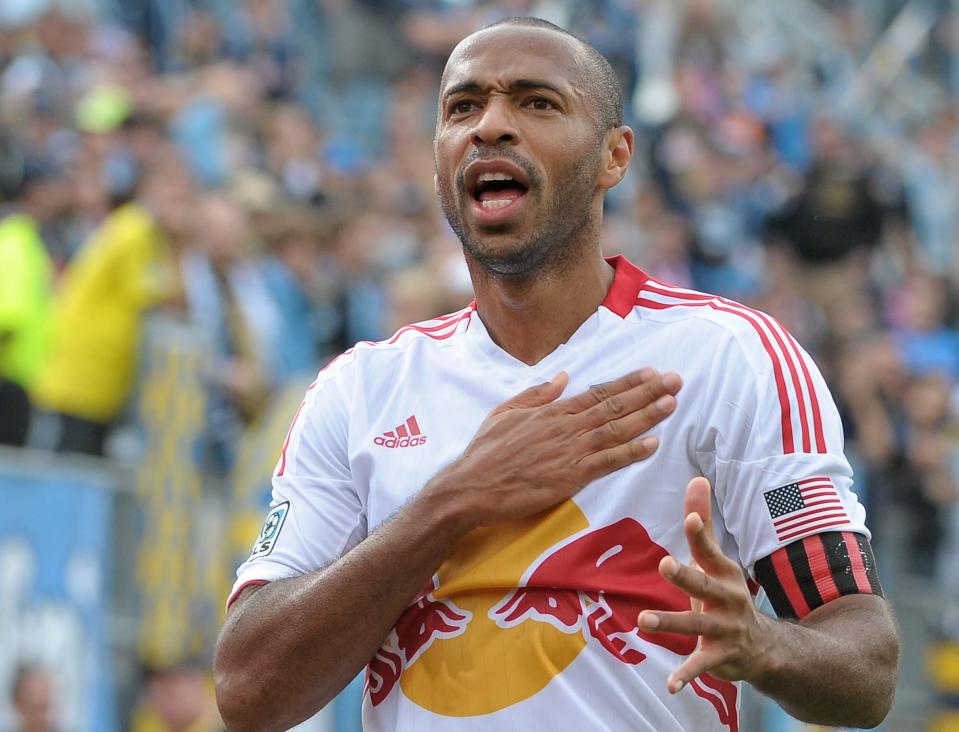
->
[470, 97, 519, 147]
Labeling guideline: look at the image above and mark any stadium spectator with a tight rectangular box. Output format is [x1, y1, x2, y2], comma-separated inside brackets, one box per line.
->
[0, 141, 55, 447]
[131, 664, 221, 732]
[8, 665, 57, 732]
[766, 115, 885, 314]
[29, 159, 186, 455]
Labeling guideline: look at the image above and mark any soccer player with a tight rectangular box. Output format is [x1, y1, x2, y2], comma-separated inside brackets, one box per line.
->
[215, 18, 899, 732]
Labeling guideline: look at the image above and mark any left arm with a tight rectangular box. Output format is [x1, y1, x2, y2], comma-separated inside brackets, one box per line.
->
[748, 593, 898, 727]
[638, 478, 900, 729]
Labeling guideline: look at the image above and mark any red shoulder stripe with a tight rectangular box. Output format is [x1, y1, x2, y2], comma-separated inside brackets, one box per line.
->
[636, 282, 827, 455]
[635, 295, 795, 453]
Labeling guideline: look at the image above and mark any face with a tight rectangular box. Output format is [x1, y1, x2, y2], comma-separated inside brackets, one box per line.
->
[14, 671, 54, 732]
[434, 26, 617, 277]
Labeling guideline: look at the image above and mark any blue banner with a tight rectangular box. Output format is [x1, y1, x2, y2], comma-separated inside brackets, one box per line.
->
[0, 464, 117, 732]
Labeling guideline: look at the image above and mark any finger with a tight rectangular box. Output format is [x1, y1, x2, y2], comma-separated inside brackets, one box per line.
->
[579, 390, 677, 452]
[683, 477, 713, 535]
[668, 650, 727, 694]
[557, 367, 659, 415]
[689, 560, 704, 613]
[575, 371, 682, 431]
[491, 371, 568, 414]
[576, 435, 660, 481]
[637, 610, 731, 638]
[682, 478, 736, 575]
[658, 556, 732, 604]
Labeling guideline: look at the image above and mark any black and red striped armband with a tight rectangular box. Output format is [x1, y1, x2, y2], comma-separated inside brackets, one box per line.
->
[753, 531, 883, 620]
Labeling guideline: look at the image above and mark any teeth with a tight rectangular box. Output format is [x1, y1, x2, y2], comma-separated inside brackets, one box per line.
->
[478, 172, 514, 183]
[481, 199, 513, 209]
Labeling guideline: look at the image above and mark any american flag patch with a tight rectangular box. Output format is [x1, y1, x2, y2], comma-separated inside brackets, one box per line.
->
[763, 477, 850, 542]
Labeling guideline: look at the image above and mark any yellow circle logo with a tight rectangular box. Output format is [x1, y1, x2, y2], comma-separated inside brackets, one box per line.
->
[367, 498, 714, 719]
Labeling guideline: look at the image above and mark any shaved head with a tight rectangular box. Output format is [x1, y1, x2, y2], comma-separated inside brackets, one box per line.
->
[433, 15, 634, 280]
[461, 16, 624, 132]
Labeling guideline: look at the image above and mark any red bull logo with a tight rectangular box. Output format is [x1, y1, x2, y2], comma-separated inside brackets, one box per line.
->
[490, 517, 696, 663]
[368, 577, 471, 706]
[366, 500, 738, 730]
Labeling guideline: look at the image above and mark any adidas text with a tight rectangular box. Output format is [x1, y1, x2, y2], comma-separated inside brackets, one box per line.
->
[374, 435, 428, 448]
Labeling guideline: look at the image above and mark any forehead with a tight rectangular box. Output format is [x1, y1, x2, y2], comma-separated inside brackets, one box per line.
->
[441, 26, 585, 96]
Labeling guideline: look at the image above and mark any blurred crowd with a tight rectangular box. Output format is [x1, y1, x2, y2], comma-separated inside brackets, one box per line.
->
[0, 0, 958, 728]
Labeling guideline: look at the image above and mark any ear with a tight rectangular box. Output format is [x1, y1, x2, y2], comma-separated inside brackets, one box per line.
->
[597, 125, 634, 191]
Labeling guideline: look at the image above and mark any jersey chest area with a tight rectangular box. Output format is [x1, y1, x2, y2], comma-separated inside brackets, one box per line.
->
[347, 326, 714, 538]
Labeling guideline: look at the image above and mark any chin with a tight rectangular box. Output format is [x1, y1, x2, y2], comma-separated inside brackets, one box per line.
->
[463, 236, 554, 278]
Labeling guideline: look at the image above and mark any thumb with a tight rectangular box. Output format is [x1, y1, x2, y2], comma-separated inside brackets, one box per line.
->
[492, 371, 569, 414]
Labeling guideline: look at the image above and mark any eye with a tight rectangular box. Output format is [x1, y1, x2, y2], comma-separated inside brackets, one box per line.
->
[450, 100, 478, 116]
[525, 97, 556, 111]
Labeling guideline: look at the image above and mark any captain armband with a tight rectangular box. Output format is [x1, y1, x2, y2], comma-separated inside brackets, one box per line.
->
[753, 531, 883, 620]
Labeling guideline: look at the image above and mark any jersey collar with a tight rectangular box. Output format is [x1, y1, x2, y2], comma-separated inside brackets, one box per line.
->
[462, 255, 650, 374]
[600, 255, 649, 318]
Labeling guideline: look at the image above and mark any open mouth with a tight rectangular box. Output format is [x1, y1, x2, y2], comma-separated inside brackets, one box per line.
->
[463, 160, 532, 223]
[471, 172, 529, 210]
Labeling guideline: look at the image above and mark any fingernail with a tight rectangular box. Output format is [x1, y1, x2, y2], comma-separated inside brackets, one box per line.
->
[641, 436, 659, 451]
[661, 557, 677, 577]
[655, 394, 673, 412]
[641, 613, 659, 629]
[549, 371, 566, 384]
[639, 367, 657, 380]
[662, 373, 682, 392]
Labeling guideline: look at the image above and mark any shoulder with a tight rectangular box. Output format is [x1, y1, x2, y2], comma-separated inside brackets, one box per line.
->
[314, 304, 475, 388]
[109, 203, 154, 231]
[631, 278, 802, 378]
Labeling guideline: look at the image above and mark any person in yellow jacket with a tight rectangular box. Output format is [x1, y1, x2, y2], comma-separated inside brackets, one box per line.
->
[31, 162, 188, 455]
[0, 148, 56, 447]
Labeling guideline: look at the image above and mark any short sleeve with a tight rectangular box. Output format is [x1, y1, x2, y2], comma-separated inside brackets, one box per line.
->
[695, 323, 869, 576]
[229, 359, 367, 605]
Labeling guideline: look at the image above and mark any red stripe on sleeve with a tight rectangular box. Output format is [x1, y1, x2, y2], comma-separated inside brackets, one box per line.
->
[802, 535, 841, 604]
[785, 330, 827, 452]
[636, 296, 796, 452]
[277, 399, 307, 477]
[770, 547, 811, 618]
[643, 282, 819, 454]
[227, 579, 270, 609]
[842, 532, 873, 593]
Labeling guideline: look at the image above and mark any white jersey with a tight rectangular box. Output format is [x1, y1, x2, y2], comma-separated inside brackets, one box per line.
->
[232, 255, 869, 732]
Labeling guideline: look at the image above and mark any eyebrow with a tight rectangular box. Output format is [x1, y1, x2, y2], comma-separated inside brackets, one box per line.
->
[442, 79, 567, 101]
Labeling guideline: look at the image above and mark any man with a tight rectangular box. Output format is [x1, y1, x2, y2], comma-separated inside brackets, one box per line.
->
[215, 18, 899, 732]
[30, 158, 185, 455]
[0, 145, 55, 447]
[8, 665, 57, 732]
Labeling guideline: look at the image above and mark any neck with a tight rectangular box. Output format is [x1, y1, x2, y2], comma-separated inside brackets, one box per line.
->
[468, 247, 614, 366]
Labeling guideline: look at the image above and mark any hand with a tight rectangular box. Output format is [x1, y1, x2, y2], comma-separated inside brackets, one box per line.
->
[637, 477, 777, 693]
[432, 368, 682, 527]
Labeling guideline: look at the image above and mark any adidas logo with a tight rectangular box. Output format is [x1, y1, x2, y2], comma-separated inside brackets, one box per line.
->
[374, 415, 428, 448]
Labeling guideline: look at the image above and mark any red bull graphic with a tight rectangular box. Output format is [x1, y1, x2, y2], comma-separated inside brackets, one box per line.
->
[366, 500, 738, 730]
[491, 517, 696, 663]
[368, 576, 471, 706]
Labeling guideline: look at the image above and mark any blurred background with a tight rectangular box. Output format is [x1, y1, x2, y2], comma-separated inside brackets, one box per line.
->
[0, 0, 956, 730]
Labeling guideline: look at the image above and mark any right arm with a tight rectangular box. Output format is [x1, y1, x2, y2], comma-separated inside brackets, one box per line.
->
[214, 368, 682, 732]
